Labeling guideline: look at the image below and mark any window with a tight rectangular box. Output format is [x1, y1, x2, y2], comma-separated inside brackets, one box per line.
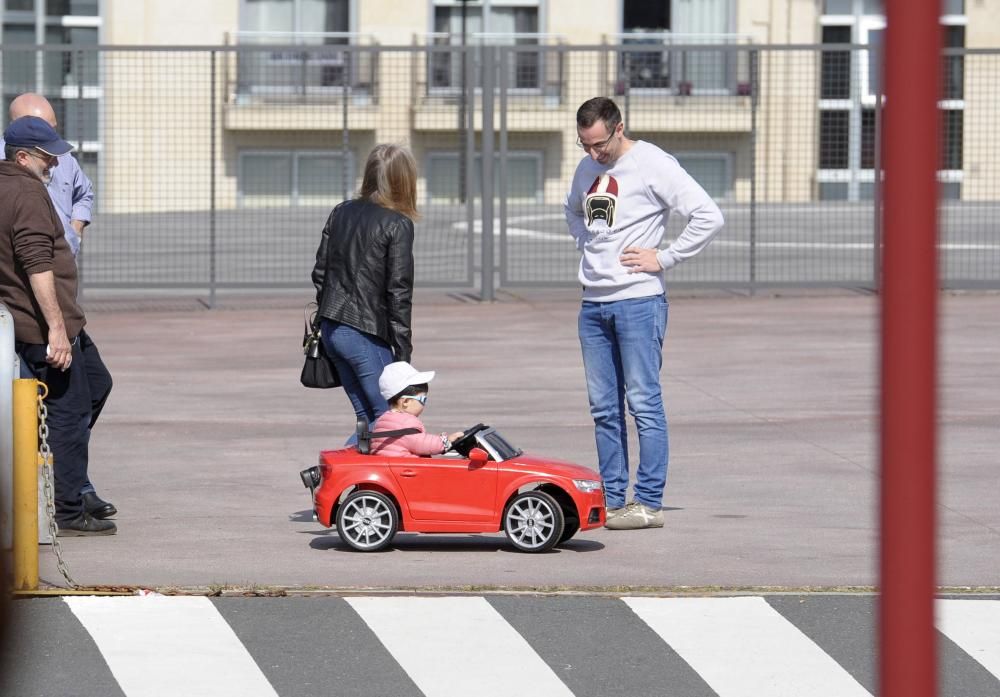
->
[237, 0, 353, 100]
[241, 0, 349, 37]
[942, 110, 963, 171]
[940, 182, 960, 200]
[430, 1, 541, 90]
[238, 150, 353, 207]
[50, 97, 99, 143]
[817, 4, 964, 201]
[940, 23, 964, 178]
[819, 111, 850, 169]
[426, 151, 542, 204]
[819, 182, 849, 201]
[45, 0, 99, 15]
[1, 25, 36, 93]
[44, 26, 100, 91]
[943, 25, 964, 100]
[674, 153, 733, 200]
[860, 108, 875, 170]
[620, 0, 737, 94]
[821, 26, 851, 100]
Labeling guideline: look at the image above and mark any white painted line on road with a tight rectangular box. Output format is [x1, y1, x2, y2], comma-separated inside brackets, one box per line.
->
[937, 599, 1000, 679]
[624, 596, 872, 697]
[347, 596, 574, 697]
[450, 219, 1000, 250]
[64, 596, 279, 697]
[712, 240, 1000, 250]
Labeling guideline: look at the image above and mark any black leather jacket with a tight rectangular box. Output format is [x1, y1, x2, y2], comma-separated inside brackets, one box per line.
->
[312, 199, 414, 362]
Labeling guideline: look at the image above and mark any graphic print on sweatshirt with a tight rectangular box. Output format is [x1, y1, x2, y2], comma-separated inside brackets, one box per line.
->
[584, 174, 619, 231]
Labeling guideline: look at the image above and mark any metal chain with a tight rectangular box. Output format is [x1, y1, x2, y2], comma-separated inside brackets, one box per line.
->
[37, 386, 77, 588]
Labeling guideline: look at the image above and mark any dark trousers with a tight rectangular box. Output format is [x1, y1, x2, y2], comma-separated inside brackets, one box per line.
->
[16, 330, 113, 522]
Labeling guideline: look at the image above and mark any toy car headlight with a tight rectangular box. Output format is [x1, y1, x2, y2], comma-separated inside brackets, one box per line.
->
[573, 479, 602, 493]
[300, 466, 322, 490]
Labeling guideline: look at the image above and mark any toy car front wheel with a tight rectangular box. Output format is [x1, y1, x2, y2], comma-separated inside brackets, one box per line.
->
[504, 491, 565, 553]
[336, 490, 398, 552]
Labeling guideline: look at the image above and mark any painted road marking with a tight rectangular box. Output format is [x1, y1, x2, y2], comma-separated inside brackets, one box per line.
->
[347, 596, 574, 697]
[937, 598, 1000, 679]
[624, 596, 872, 697]
[64, 596, 279, 697]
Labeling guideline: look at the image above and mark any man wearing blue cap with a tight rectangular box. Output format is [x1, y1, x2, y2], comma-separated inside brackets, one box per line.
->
[0, 94, 94, 257]
[0, 115, 115, 536]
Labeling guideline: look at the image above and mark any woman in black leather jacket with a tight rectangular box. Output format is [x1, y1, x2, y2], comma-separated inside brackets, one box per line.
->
[311, 144, 418, 432]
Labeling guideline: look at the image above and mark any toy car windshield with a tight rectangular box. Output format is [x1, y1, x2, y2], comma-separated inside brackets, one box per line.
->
[450, 423, 522, 460]
[475, 427, 522, 461]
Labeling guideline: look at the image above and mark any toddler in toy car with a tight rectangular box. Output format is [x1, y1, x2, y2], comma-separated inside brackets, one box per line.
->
[370, 361, 464, 457]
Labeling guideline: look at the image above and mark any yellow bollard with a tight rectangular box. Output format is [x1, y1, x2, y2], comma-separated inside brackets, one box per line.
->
[12, 378, 40, 591]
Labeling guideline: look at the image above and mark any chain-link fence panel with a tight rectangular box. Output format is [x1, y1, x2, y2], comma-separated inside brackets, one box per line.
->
[1, 43, 998, 295]
[941, 49, 1000, 287]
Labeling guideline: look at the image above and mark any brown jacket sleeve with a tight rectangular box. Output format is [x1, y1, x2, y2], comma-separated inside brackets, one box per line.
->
[11, 190, 58, 274]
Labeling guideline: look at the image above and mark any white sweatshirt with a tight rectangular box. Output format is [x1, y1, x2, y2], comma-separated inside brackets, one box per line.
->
[564, 140, 725, 302]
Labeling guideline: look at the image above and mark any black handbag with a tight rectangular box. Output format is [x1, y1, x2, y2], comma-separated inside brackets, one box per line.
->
[301, 306, 340, 389]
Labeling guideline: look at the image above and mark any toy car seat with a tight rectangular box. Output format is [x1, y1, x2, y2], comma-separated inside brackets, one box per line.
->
[355, 417, 419, 455]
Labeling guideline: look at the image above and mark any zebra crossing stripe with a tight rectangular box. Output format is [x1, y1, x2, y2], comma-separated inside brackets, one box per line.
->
[346, 596, 575, 697]
[64, 596, 280, 697]
[937, 599, 1000, 679]
[623, 596, 873, 697]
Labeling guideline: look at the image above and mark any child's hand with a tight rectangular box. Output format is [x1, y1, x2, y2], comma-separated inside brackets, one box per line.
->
[448, 431, 465, 442]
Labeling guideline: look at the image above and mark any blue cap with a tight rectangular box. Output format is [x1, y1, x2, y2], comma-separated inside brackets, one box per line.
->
[3, 115, 73, 156]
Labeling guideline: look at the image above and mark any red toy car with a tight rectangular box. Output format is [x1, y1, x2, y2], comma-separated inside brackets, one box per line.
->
[300, 420, 606, 552]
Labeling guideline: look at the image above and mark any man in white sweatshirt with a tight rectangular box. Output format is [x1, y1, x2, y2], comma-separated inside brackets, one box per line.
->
[564, 97, 724, 530]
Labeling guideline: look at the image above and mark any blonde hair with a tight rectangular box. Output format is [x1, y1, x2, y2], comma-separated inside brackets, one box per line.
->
[359, 144, 419, 220]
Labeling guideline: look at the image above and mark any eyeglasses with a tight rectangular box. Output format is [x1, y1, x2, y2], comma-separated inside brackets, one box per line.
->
[401, 394, 427, 405]
[26, 149, 58, 165]
[576, 128, 618, 153]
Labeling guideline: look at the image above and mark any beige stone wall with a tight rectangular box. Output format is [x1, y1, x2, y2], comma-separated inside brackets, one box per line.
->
[101, 1, 237, 212]
[359, 0, 428, 45]
[550, 0, 620, 45]
[95, 0, 997, 212]
[962, 1, 1000, 200]
[104, 0, 237, 44]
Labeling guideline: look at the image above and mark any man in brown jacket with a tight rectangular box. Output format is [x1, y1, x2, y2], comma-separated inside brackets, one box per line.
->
[1, 115, 115, 536]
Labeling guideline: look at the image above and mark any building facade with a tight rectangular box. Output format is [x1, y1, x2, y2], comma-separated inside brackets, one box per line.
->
[2, 0, 997, 213]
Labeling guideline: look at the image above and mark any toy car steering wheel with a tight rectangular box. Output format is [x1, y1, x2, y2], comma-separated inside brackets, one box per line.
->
[450, 423, 488, 456]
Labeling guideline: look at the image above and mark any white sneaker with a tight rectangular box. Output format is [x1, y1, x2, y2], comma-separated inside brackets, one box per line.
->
[605, 504, 627, 522]
[604, 502, 664, 530]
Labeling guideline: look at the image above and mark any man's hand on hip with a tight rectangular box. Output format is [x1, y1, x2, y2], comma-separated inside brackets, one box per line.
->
[620, 247, 662, 273]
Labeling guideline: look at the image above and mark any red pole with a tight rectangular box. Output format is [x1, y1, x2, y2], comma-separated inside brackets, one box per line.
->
[880, 1, 941, 696]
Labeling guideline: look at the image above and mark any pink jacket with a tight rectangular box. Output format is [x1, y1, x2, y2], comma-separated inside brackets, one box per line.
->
[369, 410, 447, 458]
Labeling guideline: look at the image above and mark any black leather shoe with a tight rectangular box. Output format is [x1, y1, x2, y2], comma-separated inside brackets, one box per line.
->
[83, 492, 117, 519]
[57, 513, 117, 537]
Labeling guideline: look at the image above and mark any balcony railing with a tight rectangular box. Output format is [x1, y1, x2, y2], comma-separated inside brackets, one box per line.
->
[610, 32, 754, 96]
[225, 31, 378, 105]
[420, 32, 565, 98]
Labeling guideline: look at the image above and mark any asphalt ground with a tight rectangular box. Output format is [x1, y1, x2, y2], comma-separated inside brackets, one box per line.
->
[31, 288, 1000, 591]
[75, 202, 1000, 288]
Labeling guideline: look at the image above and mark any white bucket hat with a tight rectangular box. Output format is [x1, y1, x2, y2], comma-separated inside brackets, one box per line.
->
[379, 361, 436, 400]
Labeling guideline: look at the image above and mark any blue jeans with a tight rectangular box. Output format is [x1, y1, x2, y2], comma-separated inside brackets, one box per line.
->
[578, 295, 669, 510]
[320, 320, 394, 444]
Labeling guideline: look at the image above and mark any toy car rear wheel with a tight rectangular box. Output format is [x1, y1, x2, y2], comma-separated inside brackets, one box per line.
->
[504, 491, 564, 553]
[336, 490, 398, 552]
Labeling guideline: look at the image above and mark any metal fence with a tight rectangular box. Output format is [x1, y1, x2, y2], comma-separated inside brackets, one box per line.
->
[1, 43, 997, 298]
